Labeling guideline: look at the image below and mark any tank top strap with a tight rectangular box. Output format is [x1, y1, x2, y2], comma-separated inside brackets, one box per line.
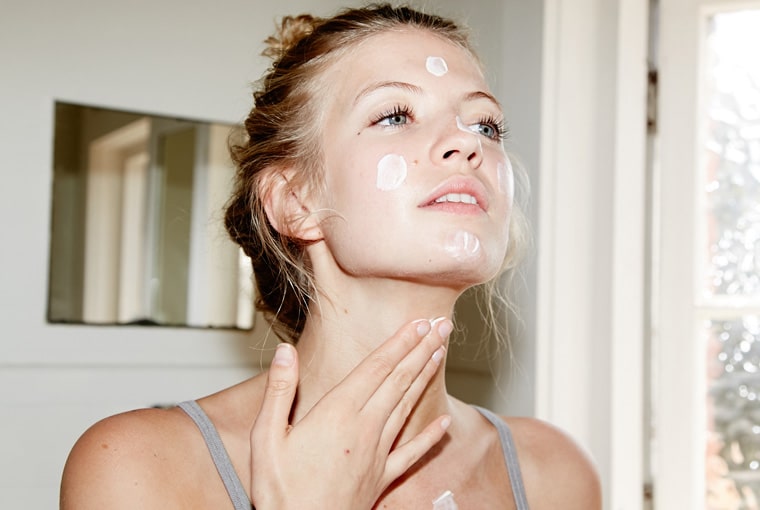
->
[473, 406, 530, 510]
[178, 401, 251, 510]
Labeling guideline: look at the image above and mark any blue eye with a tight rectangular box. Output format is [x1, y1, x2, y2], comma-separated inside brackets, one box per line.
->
[382, 113, 408, 126]
[473, 116, 507, 141]
[373, 105, 413, 127]
[476, 123, 497, 139]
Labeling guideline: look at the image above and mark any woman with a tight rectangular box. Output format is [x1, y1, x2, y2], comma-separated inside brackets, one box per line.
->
[60, 5, 601, 509]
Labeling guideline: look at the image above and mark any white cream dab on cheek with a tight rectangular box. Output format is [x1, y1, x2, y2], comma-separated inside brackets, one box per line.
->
[426, 56, 448, 77]
[496, 162, 506, 192]
[497, 157, 513, 193]
[444, 231, 481, 260]
[499, 157, 515, 193]
[376, 153, 408, 191]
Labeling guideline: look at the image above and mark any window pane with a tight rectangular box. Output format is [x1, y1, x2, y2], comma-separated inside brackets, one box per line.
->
[707, 316, 760, 509]
[702, 10, 760, 509]
[702, 10, 760, 302]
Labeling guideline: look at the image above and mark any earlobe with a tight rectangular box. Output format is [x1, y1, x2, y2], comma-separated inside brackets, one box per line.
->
[261, 170, 324, 242]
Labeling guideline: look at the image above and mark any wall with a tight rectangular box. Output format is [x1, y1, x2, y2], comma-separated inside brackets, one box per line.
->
[0, 1, 543, 507]
[535, 1, 649, 507]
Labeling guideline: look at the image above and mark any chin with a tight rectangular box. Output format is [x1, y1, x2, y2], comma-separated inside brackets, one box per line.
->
[417, 257, 504, 290]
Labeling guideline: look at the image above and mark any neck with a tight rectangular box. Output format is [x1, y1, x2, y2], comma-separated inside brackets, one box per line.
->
[291, 277, 461, 443]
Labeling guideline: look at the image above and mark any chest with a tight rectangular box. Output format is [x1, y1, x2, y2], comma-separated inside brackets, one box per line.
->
[375, 490, 516, 510]
[373, 443, 517, 510]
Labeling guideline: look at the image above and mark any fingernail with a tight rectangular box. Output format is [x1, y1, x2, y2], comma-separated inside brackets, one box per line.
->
[436, 318, 453, 338]
[431, 346, 446, 365]
[430, 316, 446, 327]
[415, 319, 431, 336]
[272, 343, 295, 367]
[441, 416, 452, 431]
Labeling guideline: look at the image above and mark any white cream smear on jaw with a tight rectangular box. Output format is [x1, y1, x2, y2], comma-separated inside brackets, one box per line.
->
[376, 153, 408, 191]
[426, 56, 448, 77]
[445, 231, 481, 260]
[432, 490, 459, 510]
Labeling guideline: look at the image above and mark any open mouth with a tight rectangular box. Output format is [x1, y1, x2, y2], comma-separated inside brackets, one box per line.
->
[420, 177, 489, 212]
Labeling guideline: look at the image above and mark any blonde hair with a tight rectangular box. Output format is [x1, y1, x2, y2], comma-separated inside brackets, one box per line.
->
[225, 4, 529, 345]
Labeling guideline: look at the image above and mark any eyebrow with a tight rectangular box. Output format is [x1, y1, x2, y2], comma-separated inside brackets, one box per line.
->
[353, 81, 422, 105]
[463, 90, 502, 109]
[353, 81, 502, 110]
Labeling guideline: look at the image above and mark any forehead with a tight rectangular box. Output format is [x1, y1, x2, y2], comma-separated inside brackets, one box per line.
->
[321, 28, 488, 103]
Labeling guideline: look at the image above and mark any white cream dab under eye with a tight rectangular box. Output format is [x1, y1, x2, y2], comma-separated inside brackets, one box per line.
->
[376, 154, 408, 191]
[454, 117, 484, 158]
[455, 116, 481, 136]
[426, 56, 448, 76]
[456, 116, 472, 134]
[444, 230, 481, 260]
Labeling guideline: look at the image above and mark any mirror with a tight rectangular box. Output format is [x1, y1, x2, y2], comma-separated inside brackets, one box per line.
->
[48, 102, 253, 330]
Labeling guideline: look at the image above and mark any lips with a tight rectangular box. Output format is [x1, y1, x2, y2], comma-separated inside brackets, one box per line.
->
[419, 176, 489, 212]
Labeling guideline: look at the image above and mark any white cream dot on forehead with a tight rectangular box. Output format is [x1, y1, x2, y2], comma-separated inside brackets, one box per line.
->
[444, 230, 481, 260]
[426, 56, 448, 77]
[376, 153, 408, 191]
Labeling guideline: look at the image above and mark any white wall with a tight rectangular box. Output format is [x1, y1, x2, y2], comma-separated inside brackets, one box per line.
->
[0, 1, 543, 508]
[535, 1, 649, 508]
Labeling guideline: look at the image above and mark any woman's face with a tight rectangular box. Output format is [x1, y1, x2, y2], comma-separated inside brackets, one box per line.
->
[314, 29, 514, 288]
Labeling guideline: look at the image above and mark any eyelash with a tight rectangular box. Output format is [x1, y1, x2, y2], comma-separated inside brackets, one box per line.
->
[371, 104, 508, 142]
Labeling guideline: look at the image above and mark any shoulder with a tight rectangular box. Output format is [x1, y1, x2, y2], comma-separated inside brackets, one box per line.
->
[504, 416, 602, 510]
[60, 406, 201, 510]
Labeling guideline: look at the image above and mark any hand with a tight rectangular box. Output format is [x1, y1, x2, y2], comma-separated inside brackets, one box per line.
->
[250, 318, 452, 510]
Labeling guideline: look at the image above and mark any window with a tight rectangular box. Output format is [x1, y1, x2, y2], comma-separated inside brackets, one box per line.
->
[701, 10, 760, 508]
[654, 4, 760, 508]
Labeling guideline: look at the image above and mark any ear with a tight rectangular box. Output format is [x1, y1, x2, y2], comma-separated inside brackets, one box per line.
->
[261, 169, 324, 242]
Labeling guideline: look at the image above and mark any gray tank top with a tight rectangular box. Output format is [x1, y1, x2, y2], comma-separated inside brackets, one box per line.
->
[178, 400, 529, 509]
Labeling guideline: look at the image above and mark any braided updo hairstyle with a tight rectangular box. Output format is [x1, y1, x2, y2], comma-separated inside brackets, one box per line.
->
[225, 4, 528, 345]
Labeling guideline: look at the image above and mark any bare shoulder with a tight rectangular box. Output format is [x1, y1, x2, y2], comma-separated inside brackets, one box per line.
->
[60, 406, 199, 510]
[504, 416, 602, 510]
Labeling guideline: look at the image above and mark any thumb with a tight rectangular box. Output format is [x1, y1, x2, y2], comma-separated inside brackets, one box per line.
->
[254, 343, 299, 442]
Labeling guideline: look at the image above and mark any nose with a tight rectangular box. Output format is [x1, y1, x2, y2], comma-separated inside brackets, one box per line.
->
[431, 120, 484, 169]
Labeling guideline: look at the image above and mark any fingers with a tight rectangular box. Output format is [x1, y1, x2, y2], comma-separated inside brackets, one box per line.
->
[378, 342, 447, 451]
[383, 414, 451, 487]
[363, 318, 451, 421]
[332, 319, 434, 408]
[252, 343, 299, 444]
